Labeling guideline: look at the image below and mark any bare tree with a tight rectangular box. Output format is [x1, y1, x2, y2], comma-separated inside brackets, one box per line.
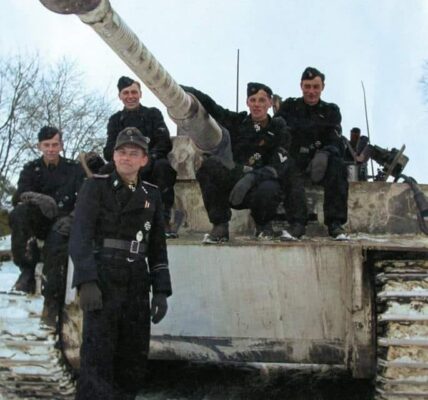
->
[31, 58, 112, 159]
[0, 54, 40, 204]
[0, 54, 114, 206]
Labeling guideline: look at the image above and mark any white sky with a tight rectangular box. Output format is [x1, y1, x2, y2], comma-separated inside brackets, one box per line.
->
[1, 0, 427, 181]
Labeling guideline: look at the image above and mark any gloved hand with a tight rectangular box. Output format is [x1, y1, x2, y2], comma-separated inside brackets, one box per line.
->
[308, 150, 329, 184]
[20, 191, 58, 219]
[79, 281, 103, 312]
[85, 152, 105, 174]
[52, 214, 74, 236]
[151, 293, 168, 324]
[229, 172, 257, 207]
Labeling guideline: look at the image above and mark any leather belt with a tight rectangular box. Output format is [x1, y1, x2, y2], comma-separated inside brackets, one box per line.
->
[103, 238, 146, 255]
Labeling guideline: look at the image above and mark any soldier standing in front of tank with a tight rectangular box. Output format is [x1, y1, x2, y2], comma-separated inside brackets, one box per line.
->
[275, 67, 349, 239]
[70, 127, 172, 400]
[181, 82, 307, 242]
[9, 126, 84, 300]
[103, 76, 177, 238]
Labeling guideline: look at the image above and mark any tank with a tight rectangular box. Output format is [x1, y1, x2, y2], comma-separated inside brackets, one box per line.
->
[0, 1, 427, 399]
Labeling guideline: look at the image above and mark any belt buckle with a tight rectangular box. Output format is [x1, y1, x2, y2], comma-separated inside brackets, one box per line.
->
[130, 240, 140, 254]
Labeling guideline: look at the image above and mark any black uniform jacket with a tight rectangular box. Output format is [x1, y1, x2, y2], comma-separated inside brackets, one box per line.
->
[103, 104, 172, 162]
[182, 86, 291, 172]
[13, 156, 85, 216]
[70, 171, 171, 295]
[276, 97, 343, 159]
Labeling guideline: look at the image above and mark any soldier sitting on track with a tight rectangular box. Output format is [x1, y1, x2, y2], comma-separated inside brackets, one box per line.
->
[8, 126, 85, 307]
[182, 82, 307, 242]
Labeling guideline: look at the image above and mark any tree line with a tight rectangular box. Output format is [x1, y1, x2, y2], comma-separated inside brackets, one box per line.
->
[0, 54, 114, 207]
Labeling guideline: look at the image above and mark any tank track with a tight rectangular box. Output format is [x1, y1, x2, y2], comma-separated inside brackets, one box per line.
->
[375, 258, 428, 399]
[0, 290, 75, 399]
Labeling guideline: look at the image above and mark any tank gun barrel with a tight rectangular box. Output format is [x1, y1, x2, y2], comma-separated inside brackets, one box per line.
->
[39, 0, 234, 167]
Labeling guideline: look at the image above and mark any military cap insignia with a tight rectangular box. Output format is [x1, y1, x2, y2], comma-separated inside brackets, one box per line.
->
[144, 221, 151, 231]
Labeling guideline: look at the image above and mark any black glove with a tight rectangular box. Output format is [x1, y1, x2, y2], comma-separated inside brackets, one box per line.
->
[20, 191, 58, 219]
[151, 293, 168, 324]
[79, 281, 103, 312]
[85, 152, 105, 174]
[229, 172, 257, 207]
[52, 214, 73, 236]
[308, 150, 329, 184]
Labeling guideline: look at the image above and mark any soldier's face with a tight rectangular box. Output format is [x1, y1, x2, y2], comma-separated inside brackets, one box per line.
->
[113, 144, 148, 179]
[246, 90, 272, 122]
[37, 133, 63, 164]
[119, 83, 142, 110]
[301, 76, 324, 106]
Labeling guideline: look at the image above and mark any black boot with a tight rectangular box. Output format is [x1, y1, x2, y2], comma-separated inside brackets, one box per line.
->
[328, 222, 349, 240]
[255, 222, 274, 240]
[202, 223, 229, 244]
[164, 220, 178, 239]
[14, 268, 35, 293]
[281, 222, 306, 241]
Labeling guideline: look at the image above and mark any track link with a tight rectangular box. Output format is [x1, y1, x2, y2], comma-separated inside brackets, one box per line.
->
[375, 259, 428, 400]
[0, 291, 75, 399]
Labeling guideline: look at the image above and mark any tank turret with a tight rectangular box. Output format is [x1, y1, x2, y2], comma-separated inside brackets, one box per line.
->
[39, 0, 234, 169]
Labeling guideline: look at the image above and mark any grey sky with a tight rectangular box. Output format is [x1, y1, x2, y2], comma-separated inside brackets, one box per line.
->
[1, 0, 427, 181]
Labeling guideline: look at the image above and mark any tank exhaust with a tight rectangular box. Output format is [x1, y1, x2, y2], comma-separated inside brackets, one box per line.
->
[39, 0, 234, 168]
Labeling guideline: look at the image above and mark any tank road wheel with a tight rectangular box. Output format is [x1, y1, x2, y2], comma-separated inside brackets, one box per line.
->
[375, 258, 428, 399]
[0, 291, 75, 399]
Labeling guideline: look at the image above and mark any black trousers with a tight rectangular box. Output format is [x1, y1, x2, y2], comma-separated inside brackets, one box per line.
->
[277, 158, 308, 225]
[9, 204, 52, 271]
[298, 154, 349, 226]
[76, 259, 151, 400]
[196, 158, 283, 226]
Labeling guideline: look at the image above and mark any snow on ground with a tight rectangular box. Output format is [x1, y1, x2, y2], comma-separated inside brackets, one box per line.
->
[0, 235, 11, 251]
[0, 236, 18, 292]
[0, 261, 18, 293]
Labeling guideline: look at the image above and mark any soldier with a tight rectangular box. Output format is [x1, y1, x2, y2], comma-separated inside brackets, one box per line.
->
[9, 126, 84, 297]
[103, 76, 177, 237]
[70, 127, 172, 400]
[182, 82, 307, 242]
[275, 67, 349, 239]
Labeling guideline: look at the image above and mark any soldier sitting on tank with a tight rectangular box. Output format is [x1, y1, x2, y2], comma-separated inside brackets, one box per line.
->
[70, 127, 172, 400]
[275, 67, 349, 240]
[8, 126, 85, 300]
[343, 127, 370, 181]
[103, 76, 178, 238]
[181, 82, 307, 242]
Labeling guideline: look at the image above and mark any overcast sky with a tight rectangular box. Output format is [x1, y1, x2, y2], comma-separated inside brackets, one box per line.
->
[1, 0, 427, 181]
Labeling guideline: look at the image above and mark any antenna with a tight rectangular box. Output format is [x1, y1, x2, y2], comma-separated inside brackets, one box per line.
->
[236, 49, 240, 112]
[361, 81, 375, 180]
